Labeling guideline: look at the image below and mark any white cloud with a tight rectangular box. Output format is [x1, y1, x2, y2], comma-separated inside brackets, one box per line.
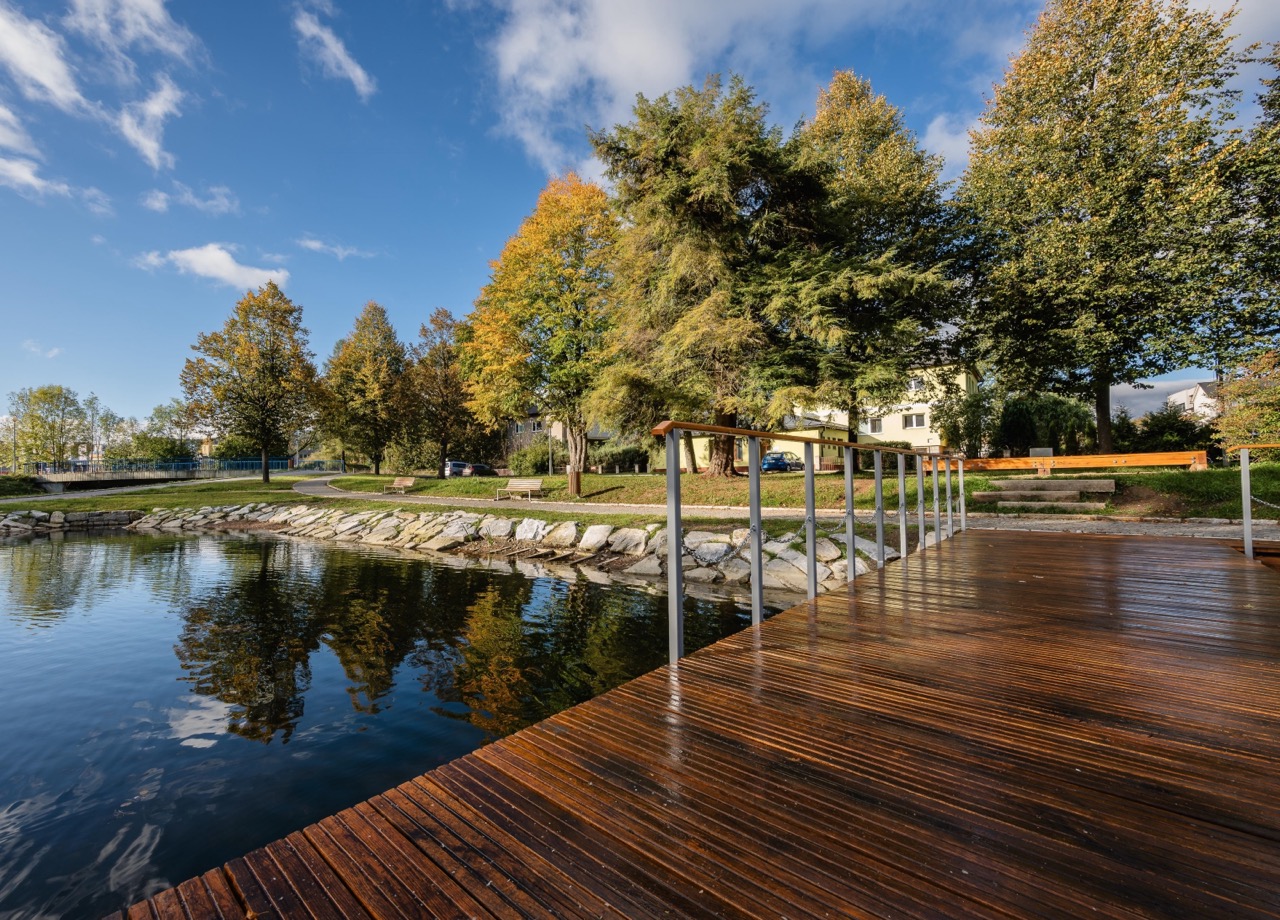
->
[80, 184, 111, 214]
[922, 112, 975, 182]
[141, 181, 239, 214]
[22, 338, 61, 358]
[136, 242, 289, 289]
[0, 101, 36, 155]
[297, 235, 372, 260]
[469, 0, 941, 172]
[117, 72, 182, 169]
[293, 8, 376, 101]
[140, 187, 167, 210]
[64, 0, 198, 83]
[0, 155, 70, 196]
[0, 1, 87, 112]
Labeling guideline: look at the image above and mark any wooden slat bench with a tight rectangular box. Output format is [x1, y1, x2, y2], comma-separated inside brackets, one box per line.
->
[496, 477, 544, 500]
[382, 477, 415, 494]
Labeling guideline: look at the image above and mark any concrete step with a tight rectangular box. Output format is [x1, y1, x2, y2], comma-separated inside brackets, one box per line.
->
[974, 490, 1082, 503]
[990, 479, 1115, 493]
[997, 500, 1109, 513]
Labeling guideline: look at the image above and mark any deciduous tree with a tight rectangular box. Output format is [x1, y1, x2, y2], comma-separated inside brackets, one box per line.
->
[322, 302, 407, 475]
[959, 0, 1245, 453]
[402, 309, 483, 478]
[1216, 350, 1280, 448]
[7, 385, 85, 467]
[462, 174, 616, 490]
[180, 281, 318, 482]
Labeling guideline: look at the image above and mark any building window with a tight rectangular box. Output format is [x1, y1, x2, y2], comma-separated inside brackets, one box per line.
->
[903, 413, 926, 429]
[532, 420, 544, 432]
[514, 423, 524, 434]
[906, 377, 924, 393]
[868, 418, 883, 434]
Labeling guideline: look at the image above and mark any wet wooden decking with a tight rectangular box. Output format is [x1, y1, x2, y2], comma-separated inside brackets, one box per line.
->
[115, 530, 1280, 919]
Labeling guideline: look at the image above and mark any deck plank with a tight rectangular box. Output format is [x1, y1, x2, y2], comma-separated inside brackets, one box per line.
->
[121, 531, 1280, 919]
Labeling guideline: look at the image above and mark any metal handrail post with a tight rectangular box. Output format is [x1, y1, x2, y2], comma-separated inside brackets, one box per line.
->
[873, 450, 886, 567]
[944, 457, 954, 536]
[931, 455, 942, 544]
[844, 446, 856, 584]
[958, 459, 967, 531]
[804, 442, 818, 599]
[748, 436, 765, 624]
[897, 453, 908, 558]
[665, 429, 685, 662]
[1242, 448, 1254, 561]
[916, 456, 926, 552]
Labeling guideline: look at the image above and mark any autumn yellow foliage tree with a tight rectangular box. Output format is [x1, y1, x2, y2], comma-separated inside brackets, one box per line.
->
[461, 174, 617, 490]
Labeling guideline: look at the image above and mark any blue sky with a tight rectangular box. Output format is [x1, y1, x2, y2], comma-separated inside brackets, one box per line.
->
[1, 0, 1276, 422]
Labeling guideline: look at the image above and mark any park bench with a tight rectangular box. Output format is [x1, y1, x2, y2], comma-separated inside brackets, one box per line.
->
[383, 477, 415, 494]
[496, 477, 544, 500]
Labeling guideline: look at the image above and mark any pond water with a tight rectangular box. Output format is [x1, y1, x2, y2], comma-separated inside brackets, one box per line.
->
[0, 531, 755, 919]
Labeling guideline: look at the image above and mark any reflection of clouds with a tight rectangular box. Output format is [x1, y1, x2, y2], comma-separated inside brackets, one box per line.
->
[0, 794, 56, 904]
[166, 695, 232, 749]
[100, 822, 168, 899]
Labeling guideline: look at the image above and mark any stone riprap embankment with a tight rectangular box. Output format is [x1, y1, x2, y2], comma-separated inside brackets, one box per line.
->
[0, 509, 143, 532]
[123, 503, 904, 594]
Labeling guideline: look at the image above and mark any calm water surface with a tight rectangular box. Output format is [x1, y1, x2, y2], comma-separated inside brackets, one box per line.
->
[0, 531, 754, 919]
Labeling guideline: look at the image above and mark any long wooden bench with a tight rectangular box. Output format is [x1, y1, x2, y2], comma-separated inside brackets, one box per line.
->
[930, 450, 1208, 474]
[496, 477, 544, 500]
[383, 476, 415, 494]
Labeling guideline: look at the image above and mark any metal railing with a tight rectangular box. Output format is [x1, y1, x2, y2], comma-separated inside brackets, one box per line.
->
[1231, 443, 1280, 560]
[652, 420, 964, 663]
[22, 457, 344, 476]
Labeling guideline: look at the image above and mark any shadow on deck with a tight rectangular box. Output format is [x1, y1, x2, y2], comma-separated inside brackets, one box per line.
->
[116, 530, 1280, 919]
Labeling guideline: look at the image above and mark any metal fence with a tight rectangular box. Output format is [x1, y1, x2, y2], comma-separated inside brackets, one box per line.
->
[652, 420, 965, 664]
[1233, 443, 1280, 560]
[22, 457, 345, 475]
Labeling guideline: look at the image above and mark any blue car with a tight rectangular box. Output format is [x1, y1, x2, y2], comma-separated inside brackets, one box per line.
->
[761, 451, 804, 472]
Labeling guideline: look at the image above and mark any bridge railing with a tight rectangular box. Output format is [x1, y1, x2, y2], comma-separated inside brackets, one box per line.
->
[1230, 443, 1280, 560]
[651, 420, 964, 664]
[21, 457, 344, 476]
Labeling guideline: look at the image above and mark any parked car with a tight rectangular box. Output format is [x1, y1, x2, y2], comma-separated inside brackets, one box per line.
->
[443, 460, 468, 478]
[761, 451, 804, 472]
[464, 463, 497, 477]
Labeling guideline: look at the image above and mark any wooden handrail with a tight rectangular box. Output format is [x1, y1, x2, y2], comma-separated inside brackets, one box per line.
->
[650, 420, 949, 457]
[1228, 443, 1280, 452]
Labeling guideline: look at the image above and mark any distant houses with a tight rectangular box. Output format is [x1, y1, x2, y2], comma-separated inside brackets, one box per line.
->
[1166, 381, 1219, 420]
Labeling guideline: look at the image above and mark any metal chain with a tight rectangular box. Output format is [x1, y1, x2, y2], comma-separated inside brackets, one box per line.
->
[1251, 494, 1280, 511]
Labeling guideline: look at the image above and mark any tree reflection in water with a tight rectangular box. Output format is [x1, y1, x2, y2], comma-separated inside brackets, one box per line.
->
[168, 535, 749, 743]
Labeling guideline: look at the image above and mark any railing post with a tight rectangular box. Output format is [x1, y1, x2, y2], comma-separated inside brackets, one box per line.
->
[748, 436, 764, 624]
[1242, 448, 1254, 561]
[944, 456, 954, 536]
[958, 459, 967, 531]
[897, 453, 908, 558]
[873, 450, 885, 567]
[844, 446, 856, 584]
[804, 442, 818, 599]
[916, 455, 927, 552]
[665, 429, 685, 662]
[931, 454, 942, 545]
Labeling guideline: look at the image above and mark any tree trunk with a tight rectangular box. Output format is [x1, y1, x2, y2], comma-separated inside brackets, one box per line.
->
[705, 410, 739, 476]
[437, 443, 449, 479]
[261, 445, 270, 483]
[1094, 379, 1113, 454]
[846, 402, 861, 472]
[566, 424, 588, 497]
[373, 452, 381, 476]
[682, 431, 698, 474]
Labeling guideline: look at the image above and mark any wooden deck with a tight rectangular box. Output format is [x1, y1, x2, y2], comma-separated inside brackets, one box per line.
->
[115, 530, 1280, 919]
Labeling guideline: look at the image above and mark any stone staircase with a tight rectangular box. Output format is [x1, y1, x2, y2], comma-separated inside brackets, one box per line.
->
[971, 478, 1114, 512]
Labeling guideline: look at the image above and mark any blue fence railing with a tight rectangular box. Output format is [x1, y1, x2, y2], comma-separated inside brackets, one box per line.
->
[22, 458, 346, 475]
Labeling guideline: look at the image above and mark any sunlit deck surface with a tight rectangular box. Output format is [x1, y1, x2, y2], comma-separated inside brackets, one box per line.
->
[116, 530, 1280, 919]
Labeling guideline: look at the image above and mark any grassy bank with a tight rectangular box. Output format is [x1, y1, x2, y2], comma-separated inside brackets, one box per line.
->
[0, 475, 42, 497]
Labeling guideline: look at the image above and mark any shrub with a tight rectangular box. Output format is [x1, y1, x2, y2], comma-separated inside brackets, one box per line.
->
[0, 475, 41, 496]
[508, 441, 552, 475]
[589, 441, 650, 472]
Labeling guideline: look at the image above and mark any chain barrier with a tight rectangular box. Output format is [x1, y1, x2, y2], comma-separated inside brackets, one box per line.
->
[1251, 494, 1280, 511]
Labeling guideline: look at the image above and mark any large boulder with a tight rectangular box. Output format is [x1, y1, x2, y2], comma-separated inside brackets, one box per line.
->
[608, 528, 649, 555]
[578, 524, 613, 552]
[542, 521, 579, 548]
[515, 519, 551, 543]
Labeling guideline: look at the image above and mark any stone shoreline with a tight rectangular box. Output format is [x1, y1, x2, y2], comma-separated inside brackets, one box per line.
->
[0, 502, 911, 595]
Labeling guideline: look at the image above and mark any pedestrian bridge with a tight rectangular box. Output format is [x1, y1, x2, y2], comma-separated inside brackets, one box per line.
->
[27, 459, 342, 491]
